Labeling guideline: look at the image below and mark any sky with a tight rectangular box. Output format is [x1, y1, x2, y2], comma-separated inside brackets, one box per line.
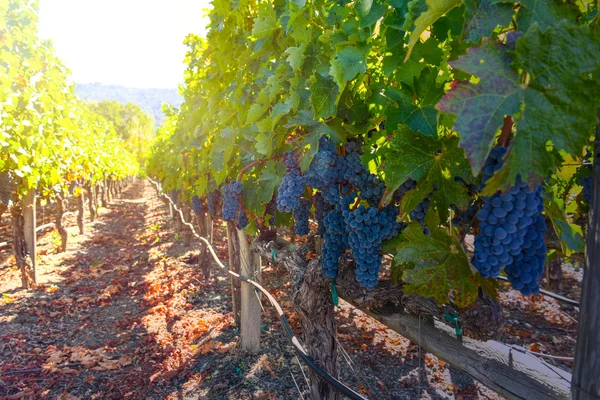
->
[38, 0, 211, 89]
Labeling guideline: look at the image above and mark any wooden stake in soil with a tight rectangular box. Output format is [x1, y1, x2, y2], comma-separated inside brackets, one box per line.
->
[22, 190, 37, 285]
[572, 112, 600, 400]
[226, 221, 241, 326]
[76, 189, 85, 235]
[238, 229, 261, 353]
[56, 194, 68, 252]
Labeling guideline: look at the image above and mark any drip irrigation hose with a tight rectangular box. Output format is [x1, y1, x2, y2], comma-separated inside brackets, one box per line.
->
[149, 179, 368, 400]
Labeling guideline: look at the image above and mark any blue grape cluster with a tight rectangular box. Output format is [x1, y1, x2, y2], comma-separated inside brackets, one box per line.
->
[580, 176, 592, 205]
[480, 147, 507, 186]
[277, 151, 305, 212]
[321, 196, 353, 278]
[207, 191, 221, 217]
[451, 202, 479, 226]
[236, 210, 249, 229]
[293, 198, 311, 236]
[314, 192, 333, 235]
[473, 147, 547, 294]
[191, 195, 205, 216]
[222, 180, 243, 221]
[342, 143, 385, 207]
[505, 212, 547, 294]
[409, 186, 437, 236]
[393, 178, 417, 203]
[265, 193, 277, 226]
[344, 204, 401, 289]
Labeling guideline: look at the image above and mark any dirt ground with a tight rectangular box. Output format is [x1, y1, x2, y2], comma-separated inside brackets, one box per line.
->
[0, 180, 578, 399]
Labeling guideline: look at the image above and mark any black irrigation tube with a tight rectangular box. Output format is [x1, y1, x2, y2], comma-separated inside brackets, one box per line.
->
[149, 179, 368, 400]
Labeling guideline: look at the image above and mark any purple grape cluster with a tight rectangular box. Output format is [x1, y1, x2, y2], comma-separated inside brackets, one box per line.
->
[293, 198, 311, 236]
[277, 151, 305, 212]
[207, 191, 221, 218]
[191, 195, 205, 216]
[265, 193, 277, 226]
[409, 186, 437, 236]
[222, 181, 243, 221]
[580, 176, 592, 205]
[321, 196, 353, 278]
[473, 147, 547, 295]
[344, 204, 401, 289]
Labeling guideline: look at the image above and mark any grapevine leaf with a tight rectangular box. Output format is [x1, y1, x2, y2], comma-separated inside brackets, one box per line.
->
[405, 0, 462, 60]
[487, 22, 600, 190]
[310, 74, 339, 119]
[389, 222, 486, 307]
[252, 5, 280, 39]
[543, 194, 585, 254]
[462, 0, 513, 43]
[436, 40, 522, 174]
[356, 0, 387, 28]
[382, 126, 472, 220]
[329, 46, 368, 89]
[494, 0, 579, 31]
[285, 44, 307, 71]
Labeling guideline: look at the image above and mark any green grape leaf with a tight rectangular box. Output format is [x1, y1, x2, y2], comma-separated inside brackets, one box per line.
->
[329, 46, 368, 89]
[252, 5, 280, 39]
[494, 0, 579, 31]
[310, 74, 339, 119]
[389, 221, 486, 307]
[405, 0, 462, 60]
[382, 126, 472, 220]
[356, 0, 387, 28]
[436, 40, 521, 174]
[543, 194, 585, 255]
[462, 0, 513, 43]
[438, 23, 600, 187]
[285, 44, 307, 71]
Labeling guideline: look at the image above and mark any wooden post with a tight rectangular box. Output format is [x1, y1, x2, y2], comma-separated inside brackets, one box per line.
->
[86, 184, 96, 222]
[226, 221, 241, 325]
[76, 189, 85, 235]
[22, 190, 37, 285]
[572, 113, 600, 400]
[238, 229, 261, 353]
[56, 194, 68, 252]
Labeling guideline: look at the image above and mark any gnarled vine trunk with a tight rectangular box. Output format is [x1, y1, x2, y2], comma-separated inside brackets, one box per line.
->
[101, 175, 108, 206]
[76, 191, 85, 235]
[196, 210, 212, 281]
[12, 204, 34, 288]
[253, 239, 340, 400]
[182, 203, 193, 247]
[86, 183, 96, 222]
[56, 195, 68, 252]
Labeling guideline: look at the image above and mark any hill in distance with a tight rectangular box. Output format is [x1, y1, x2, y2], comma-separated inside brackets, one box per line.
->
[75, 83, 182, 126]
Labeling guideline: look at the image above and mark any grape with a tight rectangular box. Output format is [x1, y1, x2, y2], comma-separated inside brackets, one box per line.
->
[342, 150, 385, 207]
[344, 203, 401, 289]
[505, 213, 547, 295]
[222, 180, 243, 221]
[191, 195, 205, 216]
[265, 193, 277, 226]
[293, 198, 311, 236]
[277, 151, 305, 212]
[580, 176, 592, 205]
[321, 197, 352, 279]
[236, 209, 249, 229]
[409, 186, 437, 236]
[207, 191, 221, 218]
[480, 147, 507, 187]
[393, 178, 417, 203]
[314, 192, 333, 235]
